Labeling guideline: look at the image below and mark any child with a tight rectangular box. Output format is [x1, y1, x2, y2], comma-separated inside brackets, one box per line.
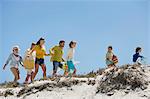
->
[23, 43, 36, 84]
[106, 46, 118, 68]
[133, 47, 144, 65]
[66, 41, 77, 77]
[3, 45, 23, 83]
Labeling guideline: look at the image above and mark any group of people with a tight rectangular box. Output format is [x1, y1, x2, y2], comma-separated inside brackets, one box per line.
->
[2, 37, 145, 85]
[105, 46, 144, 67]
[3, 38, 77, 84]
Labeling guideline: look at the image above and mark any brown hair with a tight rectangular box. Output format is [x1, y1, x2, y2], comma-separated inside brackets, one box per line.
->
[135, 47, 141, 53]
[69, 41, 76, 48]
[36, 38, 45, 45]
[59, 40, 65, 44]
[108, 46, 113, 50]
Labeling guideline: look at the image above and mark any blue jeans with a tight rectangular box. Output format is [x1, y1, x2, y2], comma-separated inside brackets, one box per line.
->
[53, 61, 63, 72]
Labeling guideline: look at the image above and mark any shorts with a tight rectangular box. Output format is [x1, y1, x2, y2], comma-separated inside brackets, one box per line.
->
[10, 67, 20, 80]
[67, 61, 75, 73]
[53, 61, 63, 71]
[106, 60, 114, 66]
[35, 58, 44, 65]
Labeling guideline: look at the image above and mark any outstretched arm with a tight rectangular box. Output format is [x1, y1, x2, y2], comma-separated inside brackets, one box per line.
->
[3, 64, 7, 70]
[29, 49, 35, 55]
[3, 54, 12, 70]
[139, 55, 144, 58]
[45, 53, 50, 56]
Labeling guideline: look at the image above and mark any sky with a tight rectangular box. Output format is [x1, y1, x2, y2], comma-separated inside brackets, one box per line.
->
[0, 0, 149, 83]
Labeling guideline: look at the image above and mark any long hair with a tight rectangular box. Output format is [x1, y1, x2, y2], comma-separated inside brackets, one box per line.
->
[36, 38, 45, 45]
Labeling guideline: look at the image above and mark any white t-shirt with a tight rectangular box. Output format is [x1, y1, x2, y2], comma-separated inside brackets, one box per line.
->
[66, 48, 75, 61]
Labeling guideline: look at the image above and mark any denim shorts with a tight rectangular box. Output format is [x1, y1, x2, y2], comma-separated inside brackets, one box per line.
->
[53, 61, 63, 71]
[35, 58, 44, 65]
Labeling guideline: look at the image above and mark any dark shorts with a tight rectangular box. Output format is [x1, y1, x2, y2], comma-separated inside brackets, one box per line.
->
[53, 61, 63, 71]
[35, 58, 44, 65]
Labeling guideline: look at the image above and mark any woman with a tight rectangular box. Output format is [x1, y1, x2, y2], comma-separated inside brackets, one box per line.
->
[3, 45, 23, 83]
[31, 38, 50, 80]
[23, 43, 36, 84]
[106, 46, 118, 68]
[66, 41, 77, 77]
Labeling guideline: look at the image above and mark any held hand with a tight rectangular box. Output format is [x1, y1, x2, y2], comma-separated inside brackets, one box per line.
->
[62, 58, 66, 62]
[3, 65, 6, 70]
[45, 54, 50, 56]
[29, 50, 33, 55]
[50, 53, 54, 56]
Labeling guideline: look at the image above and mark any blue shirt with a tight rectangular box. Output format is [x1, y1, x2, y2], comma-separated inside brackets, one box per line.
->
[133, 53, 143, 62]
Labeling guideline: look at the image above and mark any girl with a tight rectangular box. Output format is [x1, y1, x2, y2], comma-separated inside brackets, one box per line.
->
[23, 43, 36, 84]
[3, 45, 23, 83]
[66, 41, 77, 77]
[31, 38, 50, 80]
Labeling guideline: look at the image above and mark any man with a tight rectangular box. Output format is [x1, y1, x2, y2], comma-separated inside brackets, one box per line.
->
[50, 40, 65, 77]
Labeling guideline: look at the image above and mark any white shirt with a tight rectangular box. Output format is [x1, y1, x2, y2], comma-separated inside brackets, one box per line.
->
[66, 48, 75, 61]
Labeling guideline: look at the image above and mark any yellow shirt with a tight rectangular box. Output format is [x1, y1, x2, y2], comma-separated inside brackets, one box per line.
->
[33, 45, 46, 59]
[50, 46, 63, 62]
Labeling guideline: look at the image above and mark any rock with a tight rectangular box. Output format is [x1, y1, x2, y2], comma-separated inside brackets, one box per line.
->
[107, 92, 114, 96]
[124, 90, 130, 94]
[4, 90, 14, 97]
[96, 64, 148, 94]
[0, 64, 149, 98]
[87, 80, 96, 85]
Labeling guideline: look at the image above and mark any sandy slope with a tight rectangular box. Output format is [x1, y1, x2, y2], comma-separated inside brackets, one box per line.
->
[1, 65, 150, 99]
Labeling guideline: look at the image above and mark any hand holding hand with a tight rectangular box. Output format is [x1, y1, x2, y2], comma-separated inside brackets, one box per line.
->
[3, 64, 6, 70]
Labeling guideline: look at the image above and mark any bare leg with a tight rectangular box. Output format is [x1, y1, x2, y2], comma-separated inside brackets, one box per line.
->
[10, 67, 19, 82]
[24, 74, 30, 84]
[31, 71, 34, 82]
[72, 68, 77, 77]
[33, 64, 39, 80]
[52, 70, 57, 77]
[41, 64, 47, 79]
